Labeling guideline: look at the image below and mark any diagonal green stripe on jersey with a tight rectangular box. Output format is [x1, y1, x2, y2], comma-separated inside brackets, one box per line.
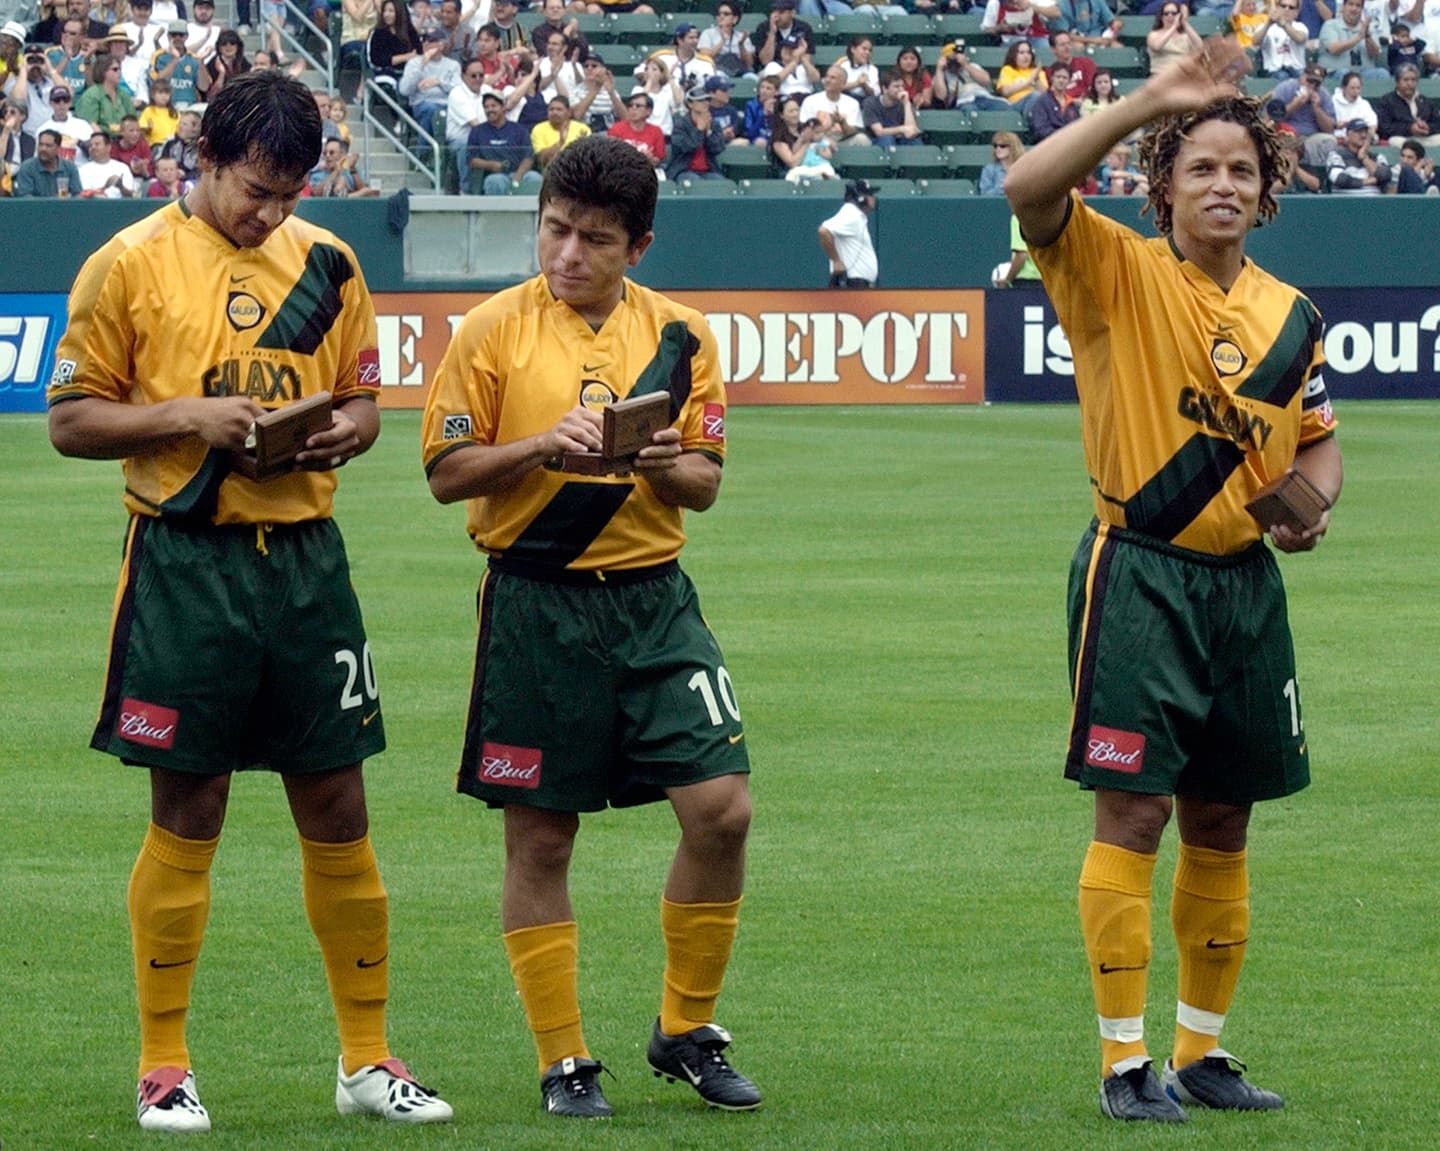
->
[1123, 434, 1246, 542]
[506, 482, 635, 569]
[254, 243, 353, 355]
[155, 448, 232, 523]
[1234, 296, 1320, 409]
[629, 320, 698, 420]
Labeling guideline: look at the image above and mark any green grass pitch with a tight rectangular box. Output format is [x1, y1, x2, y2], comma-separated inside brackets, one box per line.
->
[1, 402, 1437, 1150]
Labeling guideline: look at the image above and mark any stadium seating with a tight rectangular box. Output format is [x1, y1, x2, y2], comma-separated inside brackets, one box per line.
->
[1089, 45, 1146, 79]
[889, 144, 948, 179]
[719, 144, 775, 181]
[796, 178, 848, 198]
[932, 13, 987, 41]
[943, 143, 994, 179]
[916, 109, 973, 146]
[867, 177, 919, 196]
[737, 178, 800, 198]
[881, 15, 939, 46]
[678, 177, 740, 196]
[834, 145, 894, 179]
[826, 13, 885, 41]
[917, 176, 976, 196]
[963, 107, 1027, 142]
[611, 14, 666, 46]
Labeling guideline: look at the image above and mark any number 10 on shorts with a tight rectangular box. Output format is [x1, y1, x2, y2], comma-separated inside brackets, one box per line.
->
[688, 666, 740, 726]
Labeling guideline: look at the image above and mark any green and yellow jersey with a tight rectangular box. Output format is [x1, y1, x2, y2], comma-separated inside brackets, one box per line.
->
[48, 200, 381, 526]
[422, 274, 728, 572]
[1031, 194, 1338, 556]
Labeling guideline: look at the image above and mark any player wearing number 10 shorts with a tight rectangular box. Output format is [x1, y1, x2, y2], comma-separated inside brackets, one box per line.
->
[422, 136, 760, 1120]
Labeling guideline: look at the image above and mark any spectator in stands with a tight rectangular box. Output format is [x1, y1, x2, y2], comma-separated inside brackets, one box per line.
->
[647, 22, 716, 89]
[45, 18, 91, 96]
[770, 92, 818, 176]
[1080, 67, 1121, 116]
[156, 105, 200, 178]
[759, 33, 817, 98]
[488, 0, 526, 53]
[742, 73, 778, 144]
[704, 73, 743, 143]
[852, 0, 909, 16]
[111, 111, 153, 179]
[536, 28, 583, 104]
[982, 0, 1059, 48]
[187, 0, 222, 66]
[1146, 3, 1203, 74]
[1231, 0, 1271, 49]
[114, 0, 165, 62]
[755, 0, 815, 69]
[996, 40, 1046, 113]
[634, 55, 682, 136]
[206, 30, 251, 95]
[797, 0, 854, 21]
[1328, 116, 1393, 189]
[1097, 140, 1148, 194]
[1293, 0, 1332, 41]
[437, 0, 473, 64]
[894, 44, 933, 109]
[1047, 31, 1095, 100]
[1385, 23, 1426, 78]
[665, 82, 728, 182]
[978, 129, 1023, 194]
[1332, 68, 1378, 135]
[1319, 0, 1389, 77]
[608, 88, 666, 169]
[1052, 0, 1123, 46]
[447, 54, 489, 191]
[339, 0, 379, 100]
[13, 127, 82, 194]
[466, 89, 541, 191]
[1029, 59, 1081, 139]
[1, 24, 32, 105]
[328, 93, 354, 142]
[139, 75, 176, 141]
[587, 0, 656, 15]
[505, 54, 549, 130]
[991, 214, 1044, 288]
[1, 98, 33, 193]
[1272, 64, 1341, 166]
[839, 35, 879, 103]
[37, 0, 108, 45]
[76, 53, 133, 134]
[20, 45, 56, 137]
[306, 135, 382, 195]
[531, 91, 590, 171]
[530, 0, 588, 61]
[700, 3, 756, 79]
[151, 21, 209, 107]
[1272, 123, 1323, 191]
[819, 179, 878, 287]
[77, 125, 134, 194]
[147, 151, 185, 195]
[257, 0, 290, 68]
[800, 62, 868, 144]
[933, 42, 1010, 110]
[368, 0, 419, 95]
[1258, 1, 1309, 80]
[36, 83, 93, 160]
[862, 69, 920, 148]
[109, 30, 151, 106]
[1397, 138, 1440, 191]
[400, 27, 460, 138]
[573, 52, 622, 132]
[1375, 64, 1440, 144]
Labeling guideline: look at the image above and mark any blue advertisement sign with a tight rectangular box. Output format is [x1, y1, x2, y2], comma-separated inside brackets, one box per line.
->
[0, 294, 69, 414]
[983, 287, 1440, 403]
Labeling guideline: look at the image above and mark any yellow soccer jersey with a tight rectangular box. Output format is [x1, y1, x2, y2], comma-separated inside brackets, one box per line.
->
[1030, 195, 1338, 555]
[48, 201, 381, 525]
[422, 274, 728, 572]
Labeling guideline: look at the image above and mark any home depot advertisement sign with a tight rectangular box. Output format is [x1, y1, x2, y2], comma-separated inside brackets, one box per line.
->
[371, 290, 984, 408]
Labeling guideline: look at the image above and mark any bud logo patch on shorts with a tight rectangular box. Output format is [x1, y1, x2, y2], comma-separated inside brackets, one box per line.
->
[117, 699, 179, 749]
[1085, 725, 1145, 773]
[478, 742, 542, 788]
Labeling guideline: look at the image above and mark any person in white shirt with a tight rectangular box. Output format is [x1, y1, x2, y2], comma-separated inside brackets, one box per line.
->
[798, 63, 868, 144]
[446, 57, 490, 192]
[1330, 68, 1378, 135]
[818, 179, 879, 288]
[1259, 0, 1309, 78]
[77, 128, 135, 196]
[187, 0, 224, 64]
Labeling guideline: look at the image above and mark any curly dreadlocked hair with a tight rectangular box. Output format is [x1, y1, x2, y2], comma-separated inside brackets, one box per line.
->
[1137, 94, 1286, 237]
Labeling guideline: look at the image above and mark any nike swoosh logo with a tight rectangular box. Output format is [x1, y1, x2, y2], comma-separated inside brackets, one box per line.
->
[362, 710, 379, 727]
[1217, 323, 1236, 332]
[1098, 963, 1146, 974]
[582, 363, 607, 372]
[677, 1060, 704, 1087]
[149, 957, 195, 969]
[728, 732, 744, 745]
[229, 273, 255, 284]
[357, 953, 388, 968]
[1205, 937, 1248, 949]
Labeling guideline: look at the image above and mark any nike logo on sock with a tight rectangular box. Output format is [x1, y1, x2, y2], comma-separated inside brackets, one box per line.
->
[1098, 962, 1147, 974]
[1205, 937, 1248, 949]
[357, 953, 388, 968]
[149, 957, 195, 969]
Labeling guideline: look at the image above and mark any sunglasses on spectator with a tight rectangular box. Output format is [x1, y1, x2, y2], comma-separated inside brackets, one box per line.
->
[1161, 7, 1179, 14]
[52, 93, 71, 102]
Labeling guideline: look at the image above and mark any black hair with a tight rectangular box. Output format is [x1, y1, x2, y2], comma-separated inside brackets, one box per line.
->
[538, 134, 656, 246]
[199, 71, 322, 181]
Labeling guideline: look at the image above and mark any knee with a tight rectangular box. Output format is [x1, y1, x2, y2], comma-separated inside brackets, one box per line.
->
[1095, 789, 1172, 854]
[506, 811, 579, 875]
[686, 786, 752, 856]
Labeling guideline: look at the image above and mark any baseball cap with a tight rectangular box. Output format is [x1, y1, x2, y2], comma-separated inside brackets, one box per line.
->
[167, 20, 189, 34]
[673, 21, 697, 37]
[704, 75, 733, 92]
[846, 178, 878, 200]
[685, 82, 710, 103]
[195, 0, 214, 7]
[1345, 118, 1370, 132]
[0, 20, 27, 43]
[51, 85, 72, 100]
[481, 90, 504, 104]
[585, 51, 605, 66]
[421, 26, 446, 40]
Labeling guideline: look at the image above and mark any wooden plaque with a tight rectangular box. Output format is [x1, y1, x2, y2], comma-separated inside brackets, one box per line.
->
[231, 392, 333, 481]
[1245, 469, 1331, 533]
[556, 392, 671, 476]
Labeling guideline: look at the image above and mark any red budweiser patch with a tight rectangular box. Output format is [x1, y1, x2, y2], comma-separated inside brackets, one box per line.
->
[1085, 725, 1145, 773]
[702, 403, 725, 442]
[117, 699, 179, 750]
[478, 742, 542, 789]
[357, 347, 381, 387]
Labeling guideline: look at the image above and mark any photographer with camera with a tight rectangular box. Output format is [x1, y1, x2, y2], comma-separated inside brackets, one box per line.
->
[934, 39, 1012, 110]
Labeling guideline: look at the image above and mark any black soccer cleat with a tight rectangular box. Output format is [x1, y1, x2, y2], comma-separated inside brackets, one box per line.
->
[1163, 1052, 1284, 1111]
[1100, 1058, 1189, 1123]
[540, 1057, 614, 1119]
[647, 1020, 762, 1111]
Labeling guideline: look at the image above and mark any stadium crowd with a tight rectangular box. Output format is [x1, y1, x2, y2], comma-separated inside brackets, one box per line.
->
[4, 0, 1440, 196]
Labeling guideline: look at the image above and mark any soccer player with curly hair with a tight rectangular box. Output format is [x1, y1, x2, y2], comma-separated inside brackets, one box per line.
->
[1006, 40, 1343, 1123]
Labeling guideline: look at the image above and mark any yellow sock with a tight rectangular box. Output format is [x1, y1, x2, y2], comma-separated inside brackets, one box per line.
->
[659, 896, 741, 1036]
[300, 835, 390, 1075]
[504, 921, 588, 1073]
[1079, 840, 1157, 1076]
[1172, 843, 1249, 1069]
[129, 823, 218, 1077]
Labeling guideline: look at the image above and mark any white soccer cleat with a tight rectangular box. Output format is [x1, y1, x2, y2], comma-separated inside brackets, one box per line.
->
[137, 1066, 211, 1133]
[335, 1056, 453, 1123]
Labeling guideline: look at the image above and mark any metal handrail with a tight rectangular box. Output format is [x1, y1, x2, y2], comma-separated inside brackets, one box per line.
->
[360, 77, 443, 193]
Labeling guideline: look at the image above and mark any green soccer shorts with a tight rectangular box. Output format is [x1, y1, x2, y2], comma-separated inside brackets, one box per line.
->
[458, 560, 751, 812]
[91, 516, 386, 775]
[1064, 519, 1310, 804]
